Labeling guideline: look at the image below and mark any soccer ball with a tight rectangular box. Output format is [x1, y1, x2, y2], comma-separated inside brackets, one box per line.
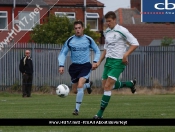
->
[56, 84, 70, 97]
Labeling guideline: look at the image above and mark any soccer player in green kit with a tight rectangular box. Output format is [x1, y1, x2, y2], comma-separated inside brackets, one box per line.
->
[93, 11, 139, 119]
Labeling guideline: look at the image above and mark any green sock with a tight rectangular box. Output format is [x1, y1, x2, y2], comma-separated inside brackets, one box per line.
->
[113, 81, 122, 89]
[97, 95, 111, 117]
[121, 81, 133, 88]
[113, 81, 133, 89]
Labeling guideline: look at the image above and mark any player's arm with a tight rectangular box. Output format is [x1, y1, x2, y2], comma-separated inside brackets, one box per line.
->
[123, 45, 138, 64]
[122, 29, 139, 65]
[90, 39, 101, 70]
[58, 42, 69, 74]
[97, 49, 106, 67]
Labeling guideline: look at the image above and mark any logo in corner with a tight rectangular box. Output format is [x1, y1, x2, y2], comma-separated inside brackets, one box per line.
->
[141, 0, 175, 22]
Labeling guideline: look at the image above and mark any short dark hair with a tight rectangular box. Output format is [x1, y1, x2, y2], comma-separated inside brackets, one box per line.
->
[105, 11, 116, 20]
[74, 20, 84, 27]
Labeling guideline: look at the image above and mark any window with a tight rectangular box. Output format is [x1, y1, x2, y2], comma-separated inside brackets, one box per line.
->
[0, 11, 8, 30]
[18, 11, 40, 30]
[86, 13, 99, 31]
[55, 12, 75, 22]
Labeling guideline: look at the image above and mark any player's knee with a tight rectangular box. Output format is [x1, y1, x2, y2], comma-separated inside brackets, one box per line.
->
[104, 84, 112, 91]
[77, 84, 84, 88]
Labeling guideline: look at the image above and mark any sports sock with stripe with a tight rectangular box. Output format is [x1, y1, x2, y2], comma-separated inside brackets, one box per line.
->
[113, 81, 133, 89]
[75, 88, 84, 111]
[97, 91, 111, 117]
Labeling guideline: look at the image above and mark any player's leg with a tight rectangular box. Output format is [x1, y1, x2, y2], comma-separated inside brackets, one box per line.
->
[111, 69, 130, 90]
[73, 62, 92, 115]
[94, 77, 115, 119]
[71, 80, 93, 94]
[82, 69, 93, 94]
[83, 78, 93, 94]
[113, 79, 137, 94]
[68, 63, 79, 94]
[71, 83, 78, 94]
[108, 58, 136, 94]
[93, 65, 111, 119]
[93, 62, 125, 119]
[112, 70, 136, 94]
[78, 63, 93, 94]
[73, 77, 86, 115]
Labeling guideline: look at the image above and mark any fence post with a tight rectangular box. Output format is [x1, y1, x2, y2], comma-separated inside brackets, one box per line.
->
[140, 46, 144, 86]
[0, 56, 2, 89]
[31, 43, 35, 87]
[31, 43, 35, 59]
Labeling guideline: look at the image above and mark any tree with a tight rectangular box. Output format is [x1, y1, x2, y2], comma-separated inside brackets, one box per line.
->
[30, 15, 73, 44]
[30, 15, 101, 44]
[161, 37, 174, 46]
[83, 24, 101, 44]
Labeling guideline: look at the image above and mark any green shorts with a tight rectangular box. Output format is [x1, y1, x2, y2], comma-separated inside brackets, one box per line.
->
[102, 58, 126, 81]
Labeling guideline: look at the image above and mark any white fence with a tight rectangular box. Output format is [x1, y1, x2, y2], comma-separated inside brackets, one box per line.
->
[0, 43, 175, 90]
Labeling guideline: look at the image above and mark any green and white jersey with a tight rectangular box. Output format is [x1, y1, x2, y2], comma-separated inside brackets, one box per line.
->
[104, 24, 139, 59]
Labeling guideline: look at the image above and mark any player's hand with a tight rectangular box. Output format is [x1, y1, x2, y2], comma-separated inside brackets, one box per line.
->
[96, 61, 101, 67]
[122, 55, 128, 65]
[59, 67, 64, 74]
[92, 63, 97, 70]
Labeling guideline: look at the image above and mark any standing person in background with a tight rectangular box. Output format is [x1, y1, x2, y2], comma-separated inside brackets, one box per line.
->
[93, 11, 139, 119]
[58, 20, 100, 115]
[19, 50, 33, 98]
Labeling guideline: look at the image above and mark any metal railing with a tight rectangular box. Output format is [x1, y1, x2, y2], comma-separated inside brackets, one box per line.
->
[0, 43, 175, 90]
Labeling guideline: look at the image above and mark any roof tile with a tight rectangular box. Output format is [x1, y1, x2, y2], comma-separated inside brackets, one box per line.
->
[0, 0, 47, 6]
[44, 0, 104, 7]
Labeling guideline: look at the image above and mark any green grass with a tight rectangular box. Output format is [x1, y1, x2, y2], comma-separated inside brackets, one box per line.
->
[0, 92, 175, 132]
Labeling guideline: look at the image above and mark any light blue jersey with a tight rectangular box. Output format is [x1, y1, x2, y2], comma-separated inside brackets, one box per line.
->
[58, 35, 100, 66]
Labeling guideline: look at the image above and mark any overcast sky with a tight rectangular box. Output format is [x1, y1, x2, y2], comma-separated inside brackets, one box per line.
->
[98, 0, 131, 14]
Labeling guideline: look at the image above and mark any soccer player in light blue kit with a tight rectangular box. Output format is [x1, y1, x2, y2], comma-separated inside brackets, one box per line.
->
[58, 20, 100, 115]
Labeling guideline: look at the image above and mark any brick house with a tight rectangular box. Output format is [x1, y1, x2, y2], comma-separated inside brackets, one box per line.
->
[115, 8, 143, 25]
[131, 0, 141, 12]
[0, 0, 104, 44]
[0, 0, 49, 43]
[45, 0, 104, 32]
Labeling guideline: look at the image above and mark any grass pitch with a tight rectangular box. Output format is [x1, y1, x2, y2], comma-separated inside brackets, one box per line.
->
[0, 92, 175, 132]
